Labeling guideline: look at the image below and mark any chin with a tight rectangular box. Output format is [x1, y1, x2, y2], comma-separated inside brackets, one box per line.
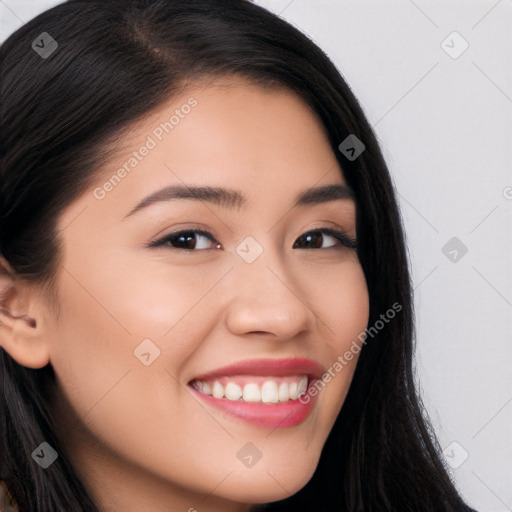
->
[215, 460, 317, 504]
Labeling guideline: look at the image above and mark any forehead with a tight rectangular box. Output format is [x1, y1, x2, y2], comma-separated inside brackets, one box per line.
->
[105, 76, 341, 176]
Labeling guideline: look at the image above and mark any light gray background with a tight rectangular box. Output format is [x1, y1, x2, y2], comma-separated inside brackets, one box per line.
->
[1, 1, 511, 511]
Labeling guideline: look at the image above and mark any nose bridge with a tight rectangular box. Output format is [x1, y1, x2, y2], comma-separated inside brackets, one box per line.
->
[222, 235, 312, 337]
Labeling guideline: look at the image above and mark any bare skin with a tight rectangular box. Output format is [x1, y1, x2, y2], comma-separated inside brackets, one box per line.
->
[0, 77, 369, 512]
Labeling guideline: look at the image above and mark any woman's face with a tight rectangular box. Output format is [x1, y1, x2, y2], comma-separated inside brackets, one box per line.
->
[44, 77, 369, 511]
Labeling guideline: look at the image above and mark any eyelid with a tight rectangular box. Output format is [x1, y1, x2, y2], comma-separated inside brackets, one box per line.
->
[313, 227, 357, 249]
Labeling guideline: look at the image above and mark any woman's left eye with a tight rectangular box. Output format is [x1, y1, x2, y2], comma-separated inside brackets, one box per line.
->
[293, 228, 357, 250]
[149, 228, 357, 251]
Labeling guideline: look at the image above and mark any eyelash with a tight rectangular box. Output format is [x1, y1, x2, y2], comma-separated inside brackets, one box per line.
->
[148, 228, 357, 251]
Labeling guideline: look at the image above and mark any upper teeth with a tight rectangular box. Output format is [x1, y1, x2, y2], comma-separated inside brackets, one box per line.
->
[192, 376, 308, 403]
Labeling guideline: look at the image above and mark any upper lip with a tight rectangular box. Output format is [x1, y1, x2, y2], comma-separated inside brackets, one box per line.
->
[189, 358, 325, 382]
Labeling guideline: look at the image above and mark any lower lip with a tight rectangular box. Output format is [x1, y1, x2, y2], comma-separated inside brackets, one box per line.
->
[189, 383, 317, 428]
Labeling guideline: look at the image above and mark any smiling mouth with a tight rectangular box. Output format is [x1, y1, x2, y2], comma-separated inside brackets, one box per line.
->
[187, 358, 323, 428]
[190, 375, 309, 404]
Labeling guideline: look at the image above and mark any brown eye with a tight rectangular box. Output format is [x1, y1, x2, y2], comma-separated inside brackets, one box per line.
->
[149, 230, 221, 250]
[293, 229, 357, 250]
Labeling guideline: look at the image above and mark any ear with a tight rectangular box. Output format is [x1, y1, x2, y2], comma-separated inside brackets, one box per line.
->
[0, 256, 51, 369]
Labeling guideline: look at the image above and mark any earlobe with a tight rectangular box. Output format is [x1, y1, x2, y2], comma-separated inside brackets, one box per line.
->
[0, 257, 51, 369]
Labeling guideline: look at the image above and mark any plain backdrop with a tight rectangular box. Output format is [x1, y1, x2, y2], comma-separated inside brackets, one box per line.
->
[1, 1, 511, 511]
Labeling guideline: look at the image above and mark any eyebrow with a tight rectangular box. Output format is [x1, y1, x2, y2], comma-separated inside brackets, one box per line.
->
[123, 183, 355, 219]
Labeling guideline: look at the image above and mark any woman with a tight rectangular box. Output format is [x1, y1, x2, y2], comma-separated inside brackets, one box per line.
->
[0, 0, 478, 511]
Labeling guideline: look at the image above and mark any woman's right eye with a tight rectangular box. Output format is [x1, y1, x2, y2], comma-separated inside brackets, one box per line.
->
[148, 229, 221, 251]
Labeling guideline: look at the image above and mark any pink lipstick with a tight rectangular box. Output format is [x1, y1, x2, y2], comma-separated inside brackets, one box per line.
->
[188, 358, 323, 428]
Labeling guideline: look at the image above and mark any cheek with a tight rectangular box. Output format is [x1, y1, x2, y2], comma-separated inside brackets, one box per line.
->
[46, 265, 215, 485]
[47, 271, 137, 416]
[308, 257, 370, 345]
[304, 259, 369, 423]
[74, 246, 229, 339]
[46, 254, 181, 416]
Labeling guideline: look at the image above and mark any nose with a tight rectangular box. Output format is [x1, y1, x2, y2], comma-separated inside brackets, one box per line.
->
[222, 247, 312, 340]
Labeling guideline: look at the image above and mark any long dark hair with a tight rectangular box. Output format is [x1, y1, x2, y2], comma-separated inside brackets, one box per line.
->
[0, 1, 476, 511]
